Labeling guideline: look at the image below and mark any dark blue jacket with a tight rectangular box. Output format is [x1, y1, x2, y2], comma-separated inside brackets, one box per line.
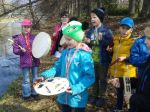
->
[129, 36, 150, 77]
[130, 56, 150, 112]
[86, 25, 113, 66]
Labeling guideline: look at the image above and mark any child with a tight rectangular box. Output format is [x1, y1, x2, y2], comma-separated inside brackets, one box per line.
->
[13, 19, 40, 100]
[127, 26, 150, 112]
[129, 27, 150, 78]
[40, 21, 95, 112]
[109, 17, 137, 111]
[50, 11, 70, 57]
[85, 7, 113, 107]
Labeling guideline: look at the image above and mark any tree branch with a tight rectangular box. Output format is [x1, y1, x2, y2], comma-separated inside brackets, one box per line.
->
[0, 0, 42, 17]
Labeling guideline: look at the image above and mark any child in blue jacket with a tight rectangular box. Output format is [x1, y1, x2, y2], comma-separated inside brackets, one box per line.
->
[40, 21, 95, 112]
[85, 7, 113, 107]
[129, 29, 150, 78]
[125, 26, 150, 112]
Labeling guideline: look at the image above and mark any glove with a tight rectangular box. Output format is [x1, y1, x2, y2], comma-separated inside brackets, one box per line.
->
[40, 67, 56, 79]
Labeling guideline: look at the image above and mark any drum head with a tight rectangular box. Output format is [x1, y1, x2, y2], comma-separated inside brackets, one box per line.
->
[32, 32, 51, 58]
[34, 77, 69, 96]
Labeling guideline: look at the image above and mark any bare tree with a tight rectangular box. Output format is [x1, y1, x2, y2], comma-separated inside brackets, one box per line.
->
[129, 0, 136, 16]
[129, 0, 144, 17]
[28, 0, 39, 29]
[140, 0, 150, 18]
[97, 0, 103, 7]
[1, 0, 6, 13]
[77, 0, 80, 17]
[0, 0, 41, 17]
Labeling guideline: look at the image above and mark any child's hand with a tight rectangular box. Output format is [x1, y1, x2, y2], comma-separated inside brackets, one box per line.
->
[124, 94, 132, 104]
[83, 37, 90, 43]
[33, 77, 44, 87]
[109, 78, 120, 88]
[98, 32, 103, 40]
[21, 48, 26, 52]
[118, 56, 126, 62]
[58, 47, 64, 52]
[106, 45, 113, 52]
[52, 32, 56, 37]
[66, 87, 72, 94]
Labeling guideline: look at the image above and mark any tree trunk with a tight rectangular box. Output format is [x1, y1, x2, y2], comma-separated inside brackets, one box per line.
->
[1, 0, 6, 13]
[140, 0, 150, 18]
[0, 0, 41, 17]
[28, 0, 39, 29]
[75, 0, 78, 16]
[129, 0, 136, 16]
[77, 0, 80, 17]
[71, 0, 74, 16]
[134, 0, 143, 17]
[97, 0, 103, 7]
[87, 0, 91, 16]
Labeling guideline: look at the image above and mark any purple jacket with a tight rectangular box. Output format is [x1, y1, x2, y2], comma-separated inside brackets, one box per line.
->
[13, 33, 40, 68]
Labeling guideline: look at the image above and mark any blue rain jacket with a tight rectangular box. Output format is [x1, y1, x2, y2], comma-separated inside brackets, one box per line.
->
[41, 48, 95, 108]
[129, 36, 150, 77]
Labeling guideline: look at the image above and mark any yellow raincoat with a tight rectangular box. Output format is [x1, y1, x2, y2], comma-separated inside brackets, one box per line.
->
[109, 34, 136, 78]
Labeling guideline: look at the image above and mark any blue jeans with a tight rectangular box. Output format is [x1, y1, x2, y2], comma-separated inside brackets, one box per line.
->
[22, 67, 38, 97]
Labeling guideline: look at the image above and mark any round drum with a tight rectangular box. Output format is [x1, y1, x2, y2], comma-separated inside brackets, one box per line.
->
[32, 32, 51, 58]
[34, 77, 69, 96]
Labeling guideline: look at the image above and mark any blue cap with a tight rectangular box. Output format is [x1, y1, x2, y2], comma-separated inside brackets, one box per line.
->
[120, 17, 134, 28]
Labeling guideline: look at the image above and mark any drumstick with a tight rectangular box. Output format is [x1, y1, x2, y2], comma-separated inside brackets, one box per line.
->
[110, 58, 120, 66]
[123, 76, 131, 109]
[8, 39, 23, 50]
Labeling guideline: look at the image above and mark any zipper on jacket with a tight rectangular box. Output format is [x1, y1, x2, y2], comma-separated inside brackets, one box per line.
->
[23, 34, 33, 67]
[114, 38, 121, 77]
[65, 49, 78, 104]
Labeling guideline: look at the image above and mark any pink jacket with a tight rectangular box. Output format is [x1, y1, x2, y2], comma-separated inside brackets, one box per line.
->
[50, 23, 62, 55]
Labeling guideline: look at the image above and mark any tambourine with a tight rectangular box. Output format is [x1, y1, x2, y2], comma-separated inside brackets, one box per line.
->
[32, 32, 51, 58]
[34, 77, 69, 96]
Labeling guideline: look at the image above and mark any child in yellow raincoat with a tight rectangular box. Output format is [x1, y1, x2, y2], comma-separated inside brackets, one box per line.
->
[109, 17, 137, 112]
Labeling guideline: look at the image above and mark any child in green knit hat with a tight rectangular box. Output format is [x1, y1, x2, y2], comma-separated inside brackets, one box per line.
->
[40, 21, 95, 112]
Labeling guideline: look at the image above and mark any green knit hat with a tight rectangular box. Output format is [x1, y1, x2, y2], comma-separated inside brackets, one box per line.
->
[62, 21, 84, 42]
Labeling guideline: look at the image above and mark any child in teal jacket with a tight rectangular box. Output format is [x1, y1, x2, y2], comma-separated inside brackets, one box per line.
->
[40, 21, 95, 112]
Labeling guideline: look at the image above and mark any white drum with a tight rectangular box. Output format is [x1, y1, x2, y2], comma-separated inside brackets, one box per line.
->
[32, 32, 51, 58]
[34, 77, 69, 96]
